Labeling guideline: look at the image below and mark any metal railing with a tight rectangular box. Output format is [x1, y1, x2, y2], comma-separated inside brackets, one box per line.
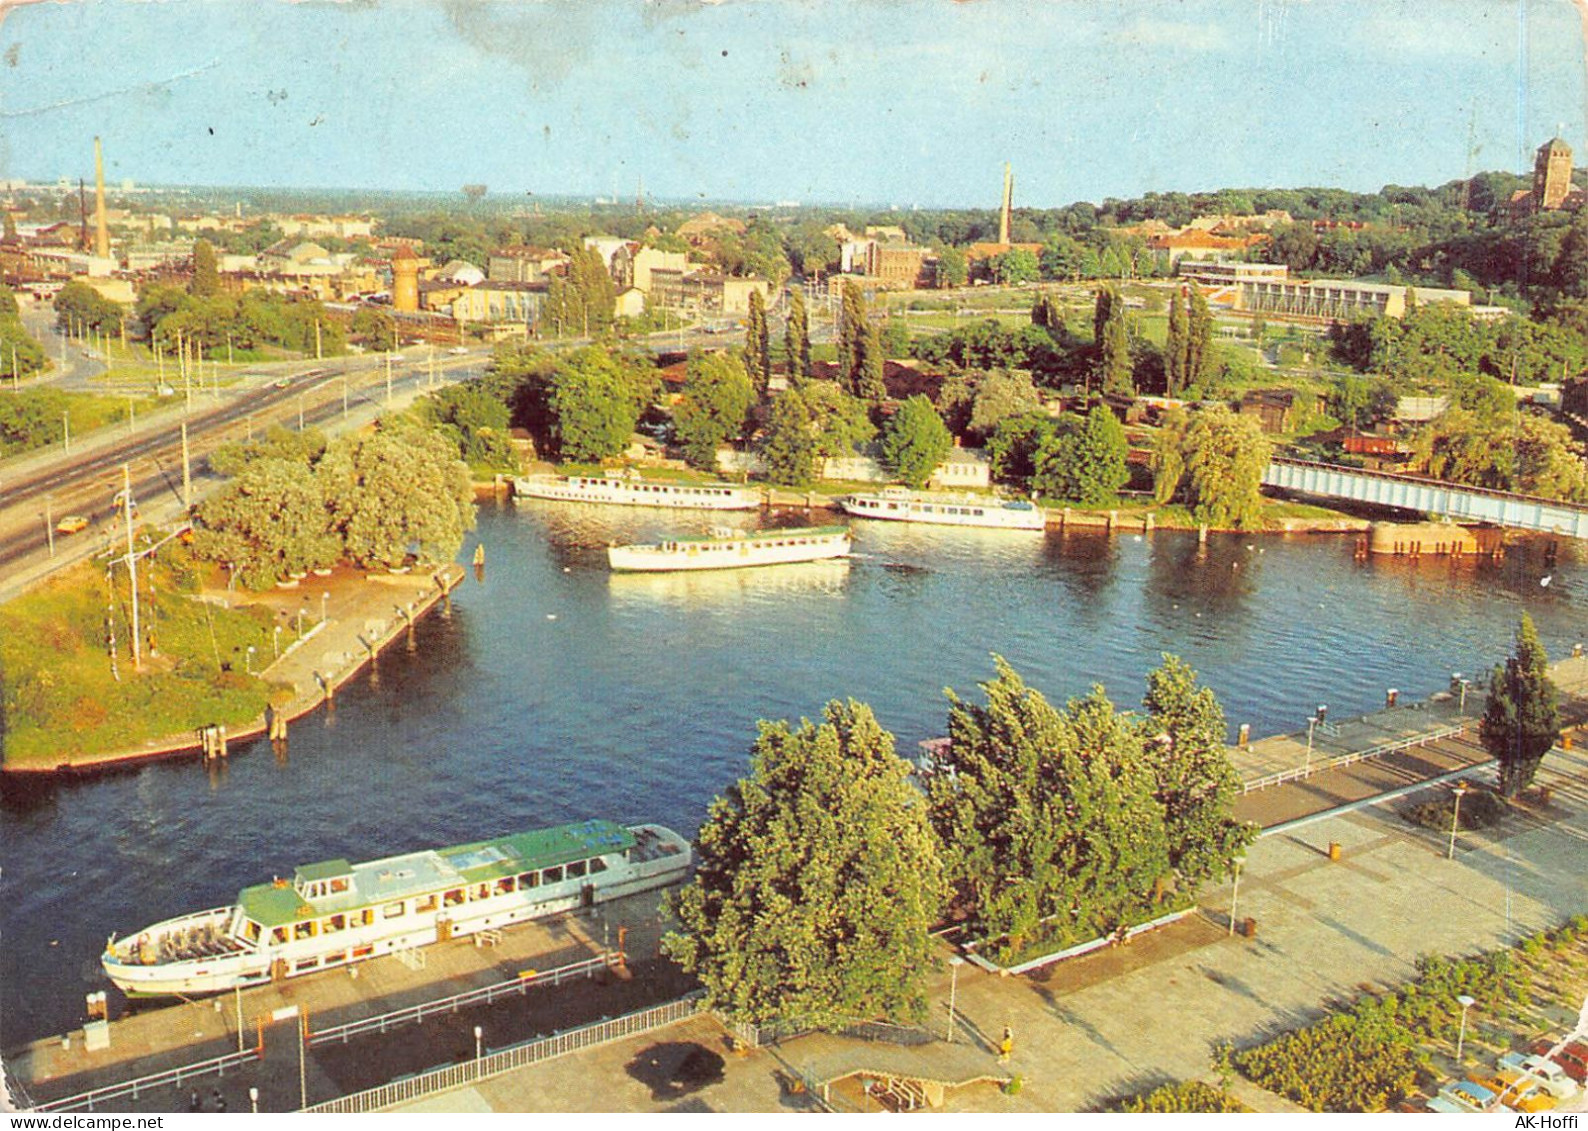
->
[31, 1046, 260, 1112]
[1242, 721, 1470, 794]
[302, 993, 704, 1113]
[308, 952, 618, 1047]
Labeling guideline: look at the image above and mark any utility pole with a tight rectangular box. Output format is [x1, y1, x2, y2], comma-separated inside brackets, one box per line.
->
[181, 420, 192, 509]
[44, 496, 55, 557]
[123, 464, 141, 671]
[62, 411, 70, 453]
[314, 319, 322, 361]
[385, 354, 392, 405]
[342, 374, 348, 419]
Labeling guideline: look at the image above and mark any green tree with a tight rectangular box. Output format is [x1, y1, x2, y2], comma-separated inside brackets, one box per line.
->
[990, 247, 1039, 285]
[318, 422, 475, 568]
[1165, 288, 1189, 396]
[1156, 405, 1270, 528]
[856, 320, 887, 404]
[53, 281, 122, 336]
[673, 351, 755, 470]
[784, 287, 811, 385]
[743, 289, 771, 394]
[1032, 404, 1129, 505]
[664, 701, 946, 1029]
[968, 370, 1043, 438]
[546, 346, 654, 462]
[1185, 283, 1214, 389]
[838, 279, 867, 393]
[985, 412, 1059, 491]
[1138, 655, 1256, 889]
[351, 307, 397, 351]
[934, 247, 968, 288]
[190, 239, 221, 298]
[928, 658, 1172, 960]
[880, 395, 950, 488]
[758, 387, 817, 487]
[420, 381, 517, 471]
[803, 380, 875, 461]
[190, 457, 340, 589]
[1, 210, 16, 243]
[1480, 614, 1560, 797]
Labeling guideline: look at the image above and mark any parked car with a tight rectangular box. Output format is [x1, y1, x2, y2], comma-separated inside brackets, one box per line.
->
[1499, 1051, 1579, 1100]
[1531, 1039, 1588, 1085]
[448, 346, 469, 355]
[1427, 1080, 1509, 1114]
[55, 515, 89, 534]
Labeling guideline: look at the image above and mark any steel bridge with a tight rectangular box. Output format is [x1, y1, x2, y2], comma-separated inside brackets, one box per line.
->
[1263, 457, 1588, 538]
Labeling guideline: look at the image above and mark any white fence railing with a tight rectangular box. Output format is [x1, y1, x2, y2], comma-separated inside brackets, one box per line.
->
[302, 993, 704, 1113]
[31, 1046, 260, 1112]
[308, 952, 617, 1047]
[1242, 722, 1470, 794]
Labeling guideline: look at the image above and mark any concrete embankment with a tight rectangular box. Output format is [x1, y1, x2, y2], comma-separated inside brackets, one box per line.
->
[2, 563, 467, 778]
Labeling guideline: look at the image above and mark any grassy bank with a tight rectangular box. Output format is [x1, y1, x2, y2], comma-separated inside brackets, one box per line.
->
[0, 548, 281, 768]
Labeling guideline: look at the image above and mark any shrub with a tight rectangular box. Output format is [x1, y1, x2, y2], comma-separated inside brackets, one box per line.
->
[1116, 1080, 1247, 1113]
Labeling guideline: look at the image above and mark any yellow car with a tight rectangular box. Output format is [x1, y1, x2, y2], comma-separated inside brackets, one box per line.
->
[55, 515, 89, 534]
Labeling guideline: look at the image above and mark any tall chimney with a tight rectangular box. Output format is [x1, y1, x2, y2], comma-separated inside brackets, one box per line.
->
[999, 162, 1013, 246]
[93, 137, 110, 260]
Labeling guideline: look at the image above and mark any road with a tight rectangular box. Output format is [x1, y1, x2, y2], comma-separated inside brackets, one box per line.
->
[0, 350, 485, 601]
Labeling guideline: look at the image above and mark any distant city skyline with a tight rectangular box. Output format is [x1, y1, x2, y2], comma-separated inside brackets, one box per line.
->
[0, 0, 1584, 210]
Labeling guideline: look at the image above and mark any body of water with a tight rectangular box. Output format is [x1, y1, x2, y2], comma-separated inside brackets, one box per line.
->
[3, 501, 1585, 1046]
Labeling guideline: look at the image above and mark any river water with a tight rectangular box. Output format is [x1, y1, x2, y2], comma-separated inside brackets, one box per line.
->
[3, 501, 1585, 1046]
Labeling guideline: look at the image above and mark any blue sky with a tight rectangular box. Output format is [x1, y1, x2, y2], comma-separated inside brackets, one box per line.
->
[0, 0, 1584, 208]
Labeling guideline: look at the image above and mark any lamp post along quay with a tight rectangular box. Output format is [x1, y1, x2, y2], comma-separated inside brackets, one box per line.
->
[946, 956, 964, 1043]
[1456, 994, 1476, 1062]
[1448, 780, 1470, 860]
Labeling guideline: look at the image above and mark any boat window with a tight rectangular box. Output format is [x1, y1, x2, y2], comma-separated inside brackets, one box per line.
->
[589, 857, 609, 874]
[383, 902, 405, 919]
[414, 894, 438, 914]
[474, 883, 491, 901]
[243, 920, 262, 943]
[567, 860, 587, 879]
[443, 889, 465, 908]
[294, 957, 320, 972]
[351, 945, 374, 959]
[518, 871, 539, 889]
[271, 926, 288, 945]
[330, 878, 350, 894]
[353, 909, 374, 927]
[324, 951, 346, 966]
[494, 878, 515, 895]
[323, 914, 345, 934]
[542, 865, 564, 884]
[293, 921, 317, 941]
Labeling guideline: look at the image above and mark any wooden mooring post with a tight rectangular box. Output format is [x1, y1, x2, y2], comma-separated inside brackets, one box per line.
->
[199, 724, 228, 760]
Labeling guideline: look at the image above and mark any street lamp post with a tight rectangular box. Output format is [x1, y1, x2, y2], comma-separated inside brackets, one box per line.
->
[1448, 781, 1470, 859]
[322, 592, 330, 624]
[245, 645, 256, 676]
[273, 625, 282, 660]
[249, 1086, 258, 1114]
[474, 1024, 484, 1062]
[1455, 994, 1477, 1062]
[1228, 858, 1244, 937]
[1305, 715, 1319, 774]
[946, 956, 965, 1043]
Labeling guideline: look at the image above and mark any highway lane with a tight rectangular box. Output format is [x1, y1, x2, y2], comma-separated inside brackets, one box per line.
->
[0, 358, 481, 586]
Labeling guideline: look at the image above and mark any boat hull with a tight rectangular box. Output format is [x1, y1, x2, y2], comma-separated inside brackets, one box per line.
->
[841, 494, 1046, 530]
[608, 532, 851, 573]
[513, 475, 758, 511]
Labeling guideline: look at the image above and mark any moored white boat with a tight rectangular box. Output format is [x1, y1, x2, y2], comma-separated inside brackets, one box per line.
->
[101, 820, 691, 997]
[607, 526, 852, 572]
[841, 487, 1046, 531]
[513, 472, 758, 510]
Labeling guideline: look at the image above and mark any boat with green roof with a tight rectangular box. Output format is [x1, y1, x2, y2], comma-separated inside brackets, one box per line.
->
[607, 525, 851, 572]
[101, 820, 691, 997]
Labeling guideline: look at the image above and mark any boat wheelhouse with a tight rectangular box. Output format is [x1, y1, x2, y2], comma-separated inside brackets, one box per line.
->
[841, 487, 1046, 531]
[102, 820, 691, 997]
[513, 473, 759, 511]
[607, 526, 852, 573]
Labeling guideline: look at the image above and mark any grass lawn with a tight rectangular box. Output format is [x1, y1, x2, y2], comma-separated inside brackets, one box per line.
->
[0, 552, 280, 767]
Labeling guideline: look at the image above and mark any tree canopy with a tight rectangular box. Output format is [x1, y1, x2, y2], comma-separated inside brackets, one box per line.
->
[673, 351, 754, 470]
[1480, 614, 1559, 797]
[1032, 404, 1129, 506]
[1154, 405, 1270, 529]
[664, 701, 946, 1029]
[880, 395, 950, 489]
[547, 346, 656, 462]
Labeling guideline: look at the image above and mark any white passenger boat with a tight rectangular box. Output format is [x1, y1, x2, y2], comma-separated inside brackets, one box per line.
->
[102, 820, 691, 997]
[841, 487, 1046, 530]
[607, 526, 851, 573]
[513, 472, 758, 510]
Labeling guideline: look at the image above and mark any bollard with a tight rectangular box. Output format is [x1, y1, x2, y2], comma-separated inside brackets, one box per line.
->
[1575, 643, 1583, 659]
[1237, 723, 1250, 749]
[1386, 689, 1398, 708]
[1107, 509, 1117, 532]
[1144, 513, 1154, 533]
[1198, 525, 1209, 545]
[1061, 507, 1070, 530]
[1328, 842, 1341, 862]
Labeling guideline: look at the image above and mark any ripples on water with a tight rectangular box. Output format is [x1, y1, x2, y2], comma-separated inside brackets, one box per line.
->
[3, 499, 1585, 1042]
